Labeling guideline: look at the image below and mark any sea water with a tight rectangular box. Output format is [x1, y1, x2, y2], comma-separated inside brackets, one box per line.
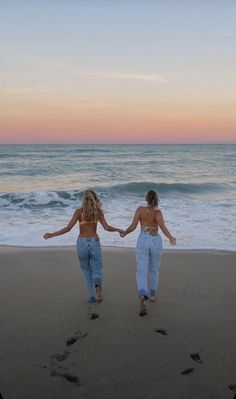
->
[0, 144, 235, 250]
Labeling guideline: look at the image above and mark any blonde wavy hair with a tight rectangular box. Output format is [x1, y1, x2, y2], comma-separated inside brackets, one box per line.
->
[82, 190, 101, 223]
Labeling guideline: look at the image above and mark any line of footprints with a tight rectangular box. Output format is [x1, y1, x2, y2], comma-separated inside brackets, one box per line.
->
[40, 308, 99, 386]
[38, 318, 235, 398]
[155, 328, 236, 398]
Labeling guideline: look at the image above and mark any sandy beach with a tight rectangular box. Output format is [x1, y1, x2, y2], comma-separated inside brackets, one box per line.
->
[0, 246, 235, 399]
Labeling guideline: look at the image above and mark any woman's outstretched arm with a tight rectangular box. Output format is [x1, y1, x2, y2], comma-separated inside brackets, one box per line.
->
[43, 209, 80, 239]
[157, 210, 176, 245]
[99, 210, 123, 233]
[121, 207, 140, 237]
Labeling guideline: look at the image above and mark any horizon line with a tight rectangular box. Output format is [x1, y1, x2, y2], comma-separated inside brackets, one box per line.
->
[0, 142, 235, 145]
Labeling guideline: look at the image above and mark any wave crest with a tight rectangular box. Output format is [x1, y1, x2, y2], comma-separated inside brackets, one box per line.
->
[0, 182, 229, 210]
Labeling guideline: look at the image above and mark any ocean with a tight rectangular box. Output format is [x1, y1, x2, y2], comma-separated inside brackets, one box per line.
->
[0, 144, 235, 250]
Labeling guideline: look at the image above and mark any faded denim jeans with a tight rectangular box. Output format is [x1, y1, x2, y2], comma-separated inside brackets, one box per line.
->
[76, 237, 103, 303]
[135, 231, 163, 298]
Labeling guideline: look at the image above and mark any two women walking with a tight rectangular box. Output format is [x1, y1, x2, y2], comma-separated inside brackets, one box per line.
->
[44, 189, 176, 316]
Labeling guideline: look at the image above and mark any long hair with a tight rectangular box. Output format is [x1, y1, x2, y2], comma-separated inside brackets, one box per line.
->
[145, 189, 159, 208]
[82, 190, 101, 222]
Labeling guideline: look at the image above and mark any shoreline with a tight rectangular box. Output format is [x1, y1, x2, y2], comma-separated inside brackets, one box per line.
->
[0, 244, 235, 254]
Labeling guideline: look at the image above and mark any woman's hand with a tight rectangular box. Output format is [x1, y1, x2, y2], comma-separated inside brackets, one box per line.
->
[120, 231, 126, 238]
[44, 233, 53, 240]
[169, 236, 176, 246]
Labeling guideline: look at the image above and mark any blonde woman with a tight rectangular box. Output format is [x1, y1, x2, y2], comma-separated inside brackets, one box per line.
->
[44, 190, 122, 303]
[121, 190, 176, 316]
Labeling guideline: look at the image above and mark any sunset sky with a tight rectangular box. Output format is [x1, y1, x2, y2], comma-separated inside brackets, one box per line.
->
[0, 1, 236, 143]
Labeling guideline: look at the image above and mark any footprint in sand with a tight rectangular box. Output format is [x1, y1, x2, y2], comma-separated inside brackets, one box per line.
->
[88, 306, 99, 320]
[50, 359, 67, 379]
[229, 385, 236, 392]
[51, 368, 81, 386]
[49, 330, 87, 386]
[60, 373, 81, 386]
[190, 353, 203, 364]
[51, 350, 70, 362]
[50, 356, 80, 386]
[90, 313, 99, 320]
[181, 368, 194, 375]
[66, 330, 88, 346]
[155, 329, 168, 336]
[66, 336, 78, 346]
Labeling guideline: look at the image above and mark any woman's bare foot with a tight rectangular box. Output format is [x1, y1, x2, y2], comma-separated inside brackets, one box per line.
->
[139, 296, 147, 317]
[149, 296, 156, 302]
[95, 286, 103, 303]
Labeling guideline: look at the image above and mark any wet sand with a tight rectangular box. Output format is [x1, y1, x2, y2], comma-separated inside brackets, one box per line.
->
[0, 246, 236, 399]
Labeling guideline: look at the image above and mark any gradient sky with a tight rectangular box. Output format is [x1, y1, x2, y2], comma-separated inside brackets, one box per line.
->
[0, 0, 236, 143]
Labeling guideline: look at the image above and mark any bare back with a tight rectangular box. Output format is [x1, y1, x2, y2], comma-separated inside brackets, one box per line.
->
[78, 208, 99, 238]
[138, 206, 159, 234]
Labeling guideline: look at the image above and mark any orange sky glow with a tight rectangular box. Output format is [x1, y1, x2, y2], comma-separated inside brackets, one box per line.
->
[0, 97, 235, 143]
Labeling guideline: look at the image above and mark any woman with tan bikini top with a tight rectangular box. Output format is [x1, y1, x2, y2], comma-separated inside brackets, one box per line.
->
[120, 189, 176, 316]
[44, 189, 123, 303]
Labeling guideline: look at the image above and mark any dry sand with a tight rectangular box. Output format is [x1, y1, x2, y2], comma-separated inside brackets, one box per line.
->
[0, 246, 236, 399]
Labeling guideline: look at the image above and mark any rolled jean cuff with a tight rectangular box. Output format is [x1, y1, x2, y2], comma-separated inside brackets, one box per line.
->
[150, 289, 156, 296]
[88, 296, 96, 303]
[138, 289, 148, 299]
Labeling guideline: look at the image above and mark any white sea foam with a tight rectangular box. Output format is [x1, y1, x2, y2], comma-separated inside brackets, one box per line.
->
[0, 144, 235, 250]
[1, 196, 235, 250]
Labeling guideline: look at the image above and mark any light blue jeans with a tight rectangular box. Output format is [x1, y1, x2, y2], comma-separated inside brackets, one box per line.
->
[76, 237, 103, 303]
[135, 231, 163, 298]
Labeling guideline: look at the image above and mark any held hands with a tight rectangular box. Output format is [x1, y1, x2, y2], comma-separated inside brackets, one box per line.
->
[169, 236, 176, 246]
[118, 229, 126, 238]
[43, 233, 52, 240]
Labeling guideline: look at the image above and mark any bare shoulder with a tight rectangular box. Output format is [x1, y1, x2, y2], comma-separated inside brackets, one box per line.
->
[156, 208, 163, 219]
[75, 208, 82, 217]
[135, 206, 144, 217]
[136, 206, 145, 215]
[98, 209, 106, 221]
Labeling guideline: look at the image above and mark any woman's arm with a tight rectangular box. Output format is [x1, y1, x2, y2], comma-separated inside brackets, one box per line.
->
[121, 207, 140, 237]
[157, 210, 176, 246]
[43, 209, 80, 239]
[99, 210, 123, 233]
